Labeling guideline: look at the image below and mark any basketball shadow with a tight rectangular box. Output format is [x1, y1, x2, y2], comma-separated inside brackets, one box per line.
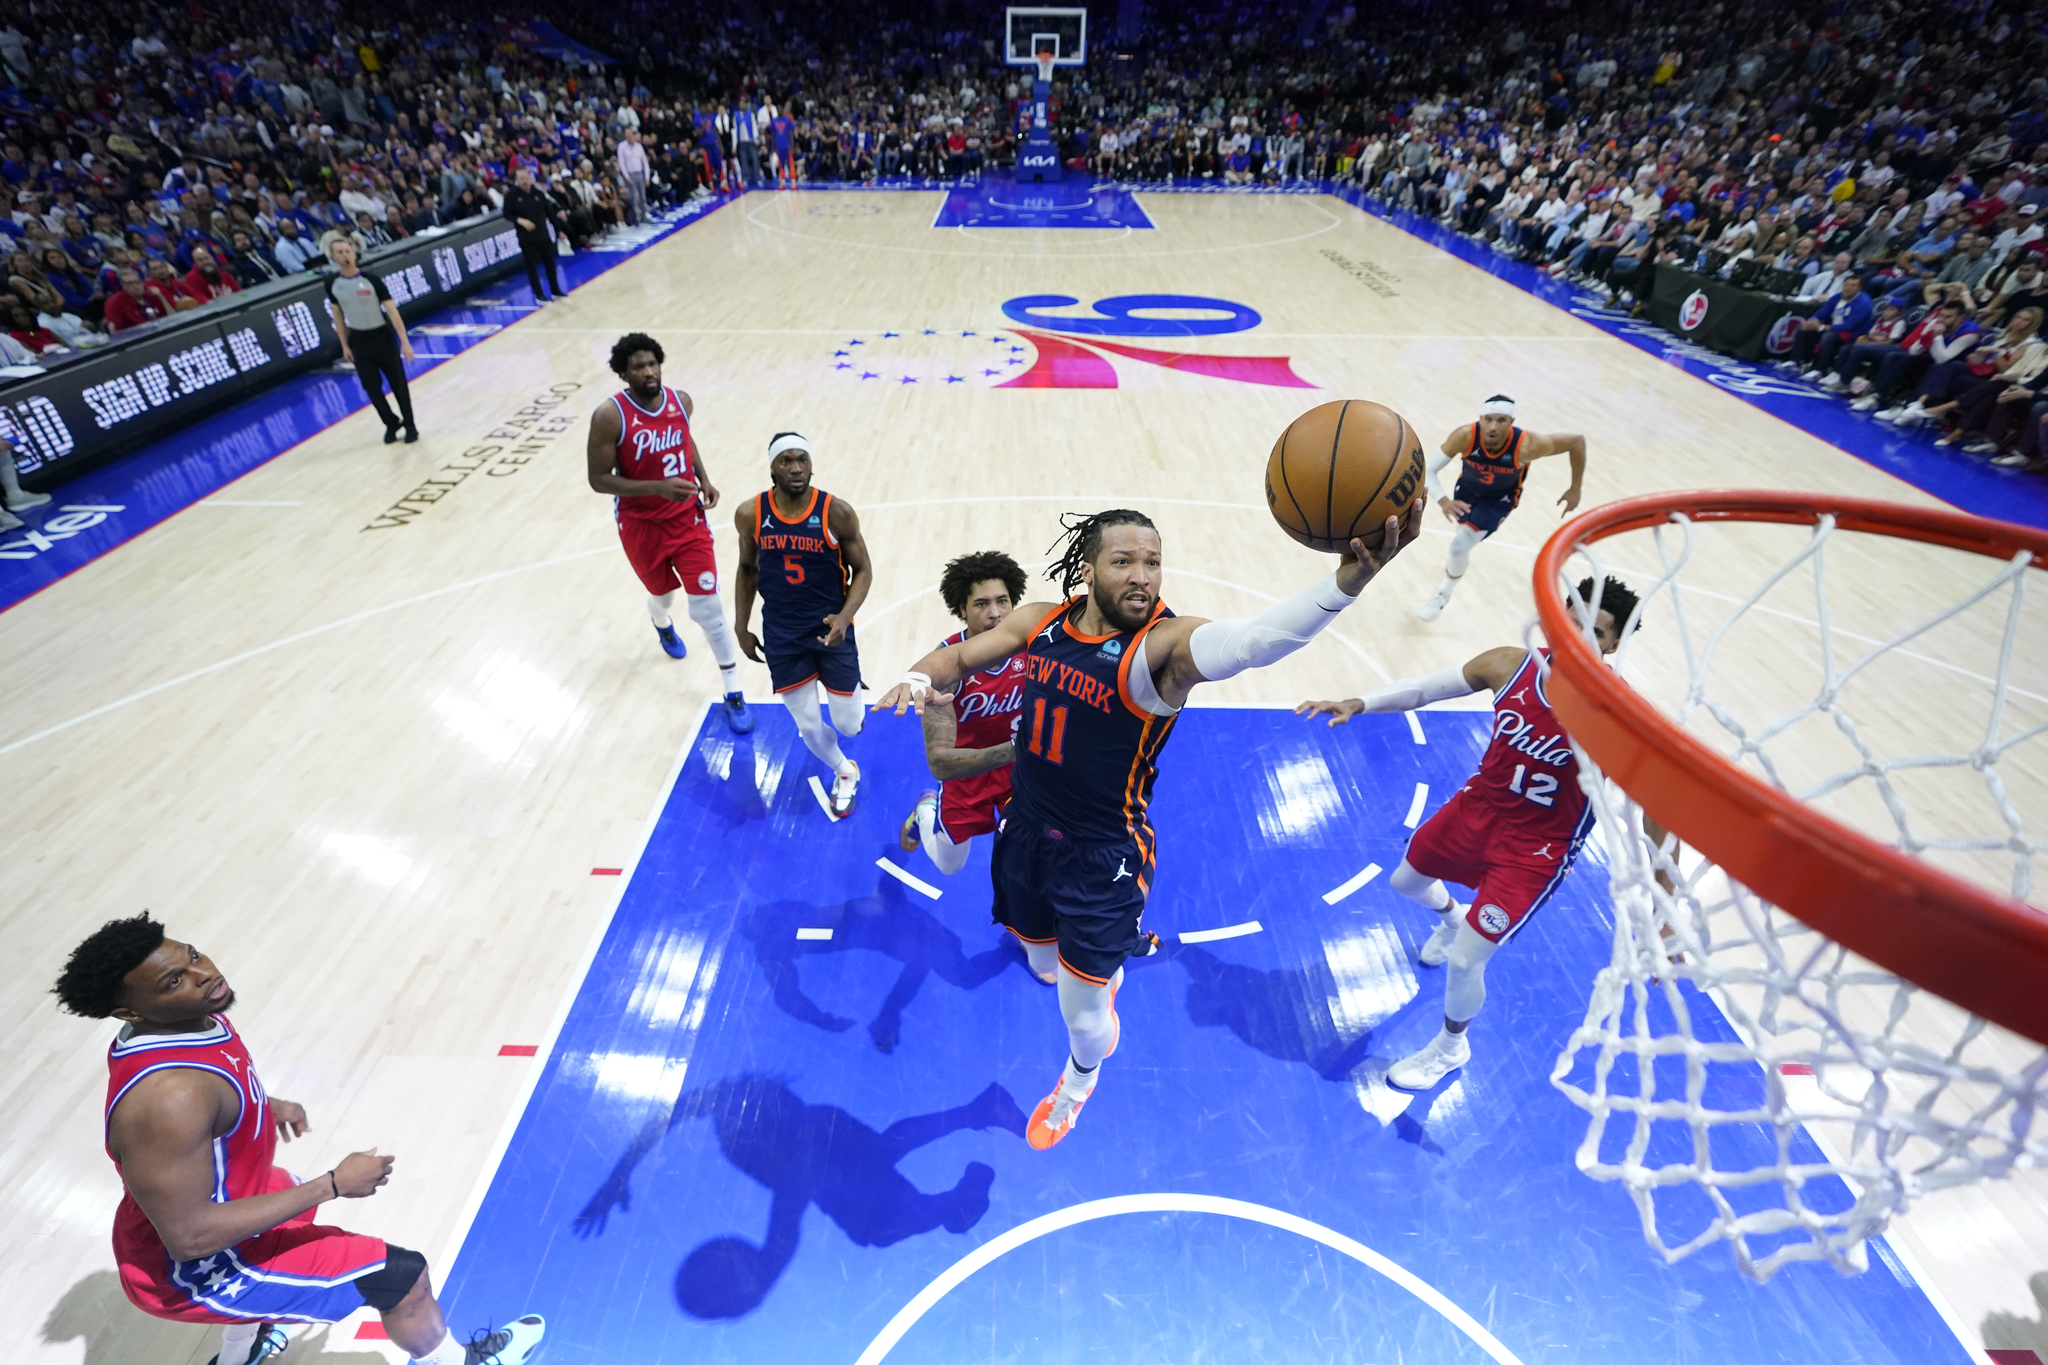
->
[741, 867, 1025, 1053]
[570, 1074, 1027, 1320]
[1173, 942, 1437, 1083]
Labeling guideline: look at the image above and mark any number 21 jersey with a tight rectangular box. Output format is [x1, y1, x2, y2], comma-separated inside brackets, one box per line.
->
[611, 386, 700, 524]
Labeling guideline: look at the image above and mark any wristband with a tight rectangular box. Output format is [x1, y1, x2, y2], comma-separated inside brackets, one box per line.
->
[902, 670, 933, 695]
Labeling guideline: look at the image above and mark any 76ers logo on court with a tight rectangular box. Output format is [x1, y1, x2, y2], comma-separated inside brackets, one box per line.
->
[1678, 290, 1710, 332]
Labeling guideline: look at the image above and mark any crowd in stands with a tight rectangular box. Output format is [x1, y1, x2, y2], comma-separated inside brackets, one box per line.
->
[0, 0, 2046, 475]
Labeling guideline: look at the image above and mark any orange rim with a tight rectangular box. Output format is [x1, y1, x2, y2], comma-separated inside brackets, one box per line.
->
[1532, 490, 2048, 1045]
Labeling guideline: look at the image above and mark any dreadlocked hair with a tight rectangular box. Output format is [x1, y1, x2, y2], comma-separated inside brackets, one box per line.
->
[53, 912, 166, 1018]
[1044, 510, 1156, 597]
[1575, 575, 1644, 634]
[939, 550, 1028, 619]
[608, 332, 664, 376]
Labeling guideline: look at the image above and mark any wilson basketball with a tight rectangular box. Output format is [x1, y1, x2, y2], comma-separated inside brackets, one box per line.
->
[1264, 399, 1425, 553]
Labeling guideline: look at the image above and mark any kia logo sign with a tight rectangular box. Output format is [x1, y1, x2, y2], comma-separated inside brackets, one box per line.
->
[1678, 290, 1710, 331]
[1765, 313, 1802, 355]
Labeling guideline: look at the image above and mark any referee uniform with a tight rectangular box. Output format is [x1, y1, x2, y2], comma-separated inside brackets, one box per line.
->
[327, 268, 417, 440]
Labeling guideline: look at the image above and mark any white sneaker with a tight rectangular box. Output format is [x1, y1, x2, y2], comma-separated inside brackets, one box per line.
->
[1875, 404, 1907, 420]
[5, 488, 50, 511]
[829, 761, 860, 819]
[463, 1315, 546, 1364]
[1416, 581, 1454, 622]
[1848, 377, 1872, 396]
[0, 506, 19, 531]
[1418, 909, 1462, 967]
[1851, 395, 1879, 411]
[1387, 1029, 1472, 1090]
[1895, 403, 1929, 427]
[1816, 373, 1844, 390]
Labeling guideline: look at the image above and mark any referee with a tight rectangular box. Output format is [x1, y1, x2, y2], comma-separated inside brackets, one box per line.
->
[500, 167, 567, 305]
[324, 236, 418, 444]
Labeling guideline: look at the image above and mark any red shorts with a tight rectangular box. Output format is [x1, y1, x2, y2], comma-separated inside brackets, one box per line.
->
[116, 1166, 389, 1324]
[1403, 788, 1592, 943]
[618, 509, 716, 596]
[937, 770, 1011, 842]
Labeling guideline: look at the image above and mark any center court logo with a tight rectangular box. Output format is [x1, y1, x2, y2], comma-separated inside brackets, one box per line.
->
[1678, 291, 1710, 331]
[823, 294, 1317, 392]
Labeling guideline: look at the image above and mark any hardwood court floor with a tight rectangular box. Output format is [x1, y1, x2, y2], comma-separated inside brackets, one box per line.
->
[2, 188, 2042, 1363]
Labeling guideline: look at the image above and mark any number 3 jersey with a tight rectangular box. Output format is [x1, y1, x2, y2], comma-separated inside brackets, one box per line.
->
[610, 385, 700, 524]
[1469, 649, 1589, 837]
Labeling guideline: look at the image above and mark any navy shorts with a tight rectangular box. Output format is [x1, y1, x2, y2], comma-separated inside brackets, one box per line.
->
[766, 629, 862, 695]
[990, 808, 1152, 985]
[1459, 496, 1517, 536]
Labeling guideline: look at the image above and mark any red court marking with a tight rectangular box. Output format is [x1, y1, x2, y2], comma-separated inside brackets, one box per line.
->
[1778, 1063, 1815, 1075]
[498, 1045, 539, 1057]
[356, 1322, 389, 1340]
[1988, 1351, 2043, 1364]
[591, 867, 623, 875]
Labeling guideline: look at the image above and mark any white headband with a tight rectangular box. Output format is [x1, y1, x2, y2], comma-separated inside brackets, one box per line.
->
[1480, 397, 1516, 417]
[767, 433, 810, 463]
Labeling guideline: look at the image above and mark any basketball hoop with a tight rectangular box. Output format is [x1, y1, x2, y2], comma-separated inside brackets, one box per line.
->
[1034, 51, 1058, 85]
[1533, 490, 2048, 1281]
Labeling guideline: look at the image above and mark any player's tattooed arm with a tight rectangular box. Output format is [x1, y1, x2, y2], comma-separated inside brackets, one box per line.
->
[819, 498, 872, 649]
[920, 700, 1016, 779]
[733, 503, 764, 662]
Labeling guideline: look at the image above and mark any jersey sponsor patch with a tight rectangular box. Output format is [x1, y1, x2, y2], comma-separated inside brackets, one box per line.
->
[1476, 903, 1511, 935]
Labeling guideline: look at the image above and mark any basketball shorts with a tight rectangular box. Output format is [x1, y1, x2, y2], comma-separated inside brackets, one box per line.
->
[938, 770, 1011, 842]
[990, 807, 1151, 984]
[618, 509, 716, 596]
[120, 1166, 423, 1325]
[1404, 788, 1593, 944]
[765, 627, 862, 696]
[1458, 496, 1517, 536]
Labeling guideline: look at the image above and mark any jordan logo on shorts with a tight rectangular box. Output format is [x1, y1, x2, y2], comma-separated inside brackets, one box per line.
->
[1533, 843, 1555, 860]
[1113, 859, 1132, 881]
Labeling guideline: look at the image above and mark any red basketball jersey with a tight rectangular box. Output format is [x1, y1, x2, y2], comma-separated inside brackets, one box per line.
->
[1468, 649, 1588, 837]
[944, 627, 1026, 812]
[611, 386, 700, 523]
[105, 1015, 273, 1271]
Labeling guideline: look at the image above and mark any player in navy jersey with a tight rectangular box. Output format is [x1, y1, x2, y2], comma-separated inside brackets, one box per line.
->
[585, 333, 751, 734]
[1416, 394, 1587, 622]
[898, 550, 1031, 894]
[877, 502, 1423, 1149]
[1298, 576, 1649, 1090]
[770, 111, 797, 185]
[735, 433, 874, 818]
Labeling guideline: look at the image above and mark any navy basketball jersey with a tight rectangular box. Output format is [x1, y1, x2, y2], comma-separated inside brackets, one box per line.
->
[755, 489, 850, 645]
[1454, 423, 1526, 507]
[1009, 597, 1179, 861]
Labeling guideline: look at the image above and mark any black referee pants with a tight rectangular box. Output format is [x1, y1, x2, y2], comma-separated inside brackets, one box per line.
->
[518, 230, 562, 301]
[350, 324, 415, 433]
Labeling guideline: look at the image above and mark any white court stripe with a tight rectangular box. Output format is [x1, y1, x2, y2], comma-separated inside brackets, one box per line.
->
[1404, 783, 1429, 828]
[875, 858, 942, 899]
[201, 499, 303, 507]
[1179, 920, 1263, 943]
[795, 927, 833, 941]
[807, 775, 835, 819]
[1322, 863, 1382, 904]
[851, 1193, 1526, 1365]
[1405, 712, 1425, 745]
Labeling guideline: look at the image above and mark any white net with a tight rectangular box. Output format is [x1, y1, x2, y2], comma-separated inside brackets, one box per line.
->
[1542, 506, 2048, 1282]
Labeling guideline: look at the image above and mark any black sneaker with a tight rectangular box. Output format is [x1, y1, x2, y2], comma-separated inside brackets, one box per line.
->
[383, 424, 401, 444]
[465, 1315, 546, 1364]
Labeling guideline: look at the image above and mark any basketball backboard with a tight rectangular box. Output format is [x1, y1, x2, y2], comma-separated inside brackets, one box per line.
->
[1004, 7, 1088, 65]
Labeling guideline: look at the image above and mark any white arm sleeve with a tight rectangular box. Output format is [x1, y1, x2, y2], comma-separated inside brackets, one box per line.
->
[1424, 447, 1454, 501]
[1186, 573, 1357, 685]
[1352, 664, 1476, 713]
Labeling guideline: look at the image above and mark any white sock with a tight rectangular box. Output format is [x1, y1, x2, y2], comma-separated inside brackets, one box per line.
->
[684, 591, 741, 670]
[1063, 1052, 1101, 1093]
[647, 591, 676, 628]
[219, 1322, 260, 1364]
[410, 1328, 465, 1365]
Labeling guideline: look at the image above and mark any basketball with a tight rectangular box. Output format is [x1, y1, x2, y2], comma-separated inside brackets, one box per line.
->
[1264, 399, 1425, 553]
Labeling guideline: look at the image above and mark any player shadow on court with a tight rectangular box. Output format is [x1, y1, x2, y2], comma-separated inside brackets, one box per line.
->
[571, 1073, 1027, 1320]
[740, 867, 1032, 1053]
[39, 1271, 386, 1363]
[1173, 942, 1454, 1149]
[1982, 1270, 2048, 1360]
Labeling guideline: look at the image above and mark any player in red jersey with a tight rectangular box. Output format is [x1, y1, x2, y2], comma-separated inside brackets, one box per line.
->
[897, 550, 1030, 876]
[53, 914, 543, 1365]
[586, 332, 752, 734]
[1298, 575, 1642, 1090]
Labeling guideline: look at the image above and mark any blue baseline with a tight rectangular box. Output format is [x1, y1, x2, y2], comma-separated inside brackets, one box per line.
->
[442, 706, 1971, 1364]
[0, 194, 742, 614]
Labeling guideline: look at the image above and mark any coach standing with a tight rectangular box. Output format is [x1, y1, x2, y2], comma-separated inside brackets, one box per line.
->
[616, 129, 650, 226]
[501, 167, 566, 305]
[325, 237, 418, 444]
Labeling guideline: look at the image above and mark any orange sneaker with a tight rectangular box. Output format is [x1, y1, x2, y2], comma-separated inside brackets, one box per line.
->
[898, 791, 935, 852]
[1026, 1069, 1096, 1151]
